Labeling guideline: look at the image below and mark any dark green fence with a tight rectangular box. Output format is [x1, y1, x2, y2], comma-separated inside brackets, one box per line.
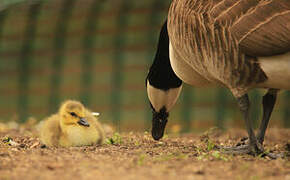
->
[0, 0, 289, 132]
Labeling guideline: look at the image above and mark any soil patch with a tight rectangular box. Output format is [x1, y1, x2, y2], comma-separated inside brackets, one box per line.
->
[0, 128, 289, 180]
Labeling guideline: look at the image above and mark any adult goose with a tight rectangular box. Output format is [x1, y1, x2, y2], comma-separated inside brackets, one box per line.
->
[146, 0, 290, 157]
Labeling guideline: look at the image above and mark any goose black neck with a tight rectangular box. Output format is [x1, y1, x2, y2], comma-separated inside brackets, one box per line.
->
[146, 20, 182, 91]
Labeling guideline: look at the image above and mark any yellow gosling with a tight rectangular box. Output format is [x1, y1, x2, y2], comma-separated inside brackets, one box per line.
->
[40, 100, 105, 147]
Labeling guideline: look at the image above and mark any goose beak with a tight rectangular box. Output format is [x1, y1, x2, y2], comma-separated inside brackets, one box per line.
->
[78, 117, 90, 127]
[151, 109, 169, 141]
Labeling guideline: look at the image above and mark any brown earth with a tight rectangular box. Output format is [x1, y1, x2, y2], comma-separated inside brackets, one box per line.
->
[0, 127, 289, 180]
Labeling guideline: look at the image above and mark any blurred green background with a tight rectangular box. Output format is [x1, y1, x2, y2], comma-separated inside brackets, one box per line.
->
[0, 0, 289, 133]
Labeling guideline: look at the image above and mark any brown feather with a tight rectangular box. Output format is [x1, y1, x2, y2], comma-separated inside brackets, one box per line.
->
[211, 0, 290, 56]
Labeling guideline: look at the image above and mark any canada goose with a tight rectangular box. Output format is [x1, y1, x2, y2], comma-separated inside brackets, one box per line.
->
[40, 100, 105, 147]
[146, 0, 290, 157]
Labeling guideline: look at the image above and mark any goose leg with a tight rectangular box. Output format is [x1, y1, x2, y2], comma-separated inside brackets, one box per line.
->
[221, 94, 282, 158]
[236, 94, 263, 154]
[256, 89, 278, 144]
[221, 94, 263, 155]
[237, 89, 278, 145]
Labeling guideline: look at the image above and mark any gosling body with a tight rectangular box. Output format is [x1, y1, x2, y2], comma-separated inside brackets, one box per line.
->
[40, 100, 105, 147]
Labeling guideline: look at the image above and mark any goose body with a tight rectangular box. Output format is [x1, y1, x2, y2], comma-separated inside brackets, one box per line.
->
[168, 0, 290, 96]
[40, 100, 105, 147]
[146, 0, 289, 157]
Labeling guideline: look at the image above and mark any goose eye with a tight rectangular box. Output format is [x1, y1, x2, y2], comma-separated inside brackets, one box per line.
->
[70, 112, 77, 117]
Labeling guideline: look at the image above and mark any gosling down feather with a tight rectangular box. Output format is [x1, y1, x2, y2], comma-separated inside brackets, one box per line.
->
[40, 100, 105, 147]
[146, 0, 290, 157]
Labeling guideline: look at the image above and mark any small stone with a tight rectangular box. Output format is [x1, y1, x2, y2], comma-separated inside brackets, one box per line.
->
[19, 144, 26, 148]
[194, 170, 205, 175]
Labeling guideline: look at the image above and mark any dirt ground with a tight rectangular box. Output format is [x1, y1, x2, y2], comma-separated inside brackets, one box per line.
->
[0, 127, 289, 180]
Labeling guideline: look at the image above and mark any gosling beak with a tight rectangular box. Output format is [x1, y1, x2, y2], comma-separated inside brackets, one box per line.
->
[151, 108, 169, 141]
[78, 117, 90, 127]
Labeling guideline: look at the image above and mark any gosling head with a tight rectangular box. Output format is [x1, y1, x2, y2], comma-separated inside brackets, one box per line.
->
[59, 100, 90, 127]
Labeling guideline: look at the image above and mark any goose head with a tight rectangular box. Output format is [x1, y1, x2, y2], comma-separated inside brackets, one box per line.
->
[59, 100, 90, 127]
[146, 20, 182, 141]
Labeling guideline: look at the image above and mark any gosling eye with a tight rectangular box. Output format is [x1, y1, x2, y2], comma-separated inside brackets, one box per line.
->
[70, 112, 77, 117]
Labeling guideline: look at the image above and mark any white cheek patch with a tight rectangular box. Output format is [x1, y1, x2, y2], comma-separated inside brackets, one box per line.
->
[147, 81, 182, 112]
